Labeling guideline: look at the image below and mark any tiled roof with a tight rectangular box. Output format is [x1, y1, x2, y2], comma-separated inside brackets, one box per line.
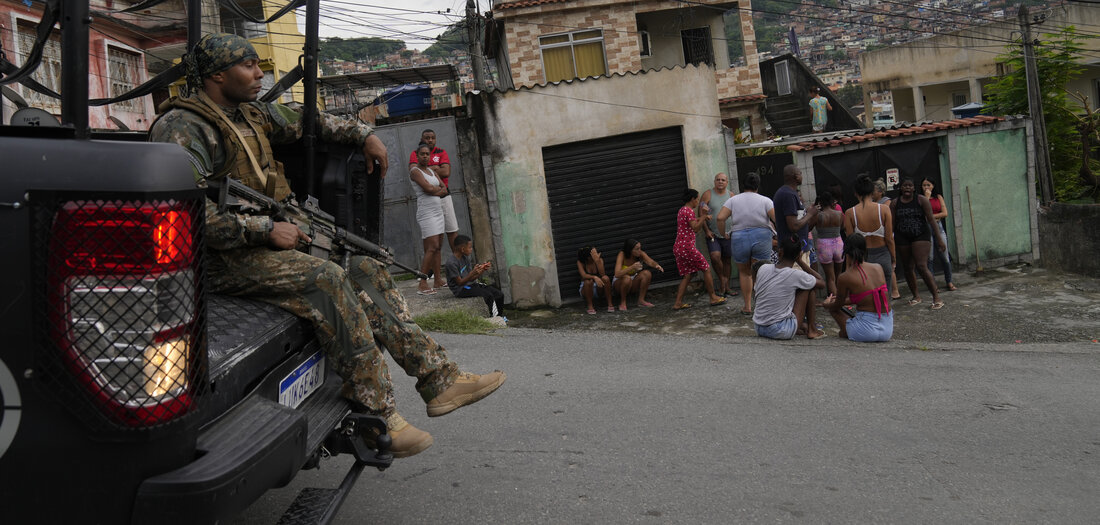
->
[785, 115, 1006, 152]
[495, 0, 571, 10]
[719, 93, 766, 105]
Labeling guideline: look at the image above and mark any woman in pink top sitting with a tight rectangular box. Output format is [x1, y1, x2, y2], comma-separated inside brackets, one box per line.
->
[823, 234, 893, 342]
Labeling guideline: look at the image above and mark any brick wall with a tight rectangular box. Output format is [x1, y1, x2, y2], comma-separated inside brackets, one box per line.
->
[498, 0, 742, 87]
[503, 5, 641, 87]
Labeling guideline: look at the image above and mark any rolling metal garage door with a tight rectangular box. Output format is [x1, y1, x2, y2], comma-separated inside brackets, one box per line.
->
[543, 127, 688, 300]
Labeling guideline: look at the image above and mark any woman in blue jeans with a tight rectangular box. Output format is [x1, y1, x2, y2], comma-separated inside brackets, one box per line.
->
[823, 234, 894, 342]
[715, 173, 776, 315]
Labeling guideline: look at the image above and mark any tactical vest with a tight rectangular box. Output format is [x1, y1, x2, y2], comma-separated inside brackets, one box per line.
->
[160, 92, 293, 201]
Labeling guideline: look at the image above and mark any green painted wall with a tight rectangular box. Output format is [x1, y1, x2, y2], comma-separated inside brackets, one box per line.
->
[954, 129, 1031, 263]
[936, 137, 956, 260]
[493, 161, 552, 269]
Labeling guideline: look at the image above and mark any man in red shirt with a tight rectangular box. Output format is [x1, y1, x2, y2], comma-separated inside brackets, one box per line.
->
[409, 129, 459, 257]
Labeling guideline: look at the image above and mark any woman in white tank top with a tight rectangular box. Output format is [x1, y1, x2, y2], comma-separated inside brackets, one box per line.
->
[410, 144, 449, 294]
[844, 174, 897, 299]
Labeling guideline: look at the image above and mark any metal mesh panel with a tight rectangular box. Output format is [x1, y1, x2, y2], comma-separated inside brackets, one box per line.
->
[32, 196, 207, 433]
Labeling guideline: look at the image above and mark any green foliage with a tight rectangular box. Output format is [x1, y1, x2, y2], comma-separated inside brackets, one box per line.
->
[733, 126, 788, 156]
[725, 12, 744, 63]
[748, 1, 836, 54]
[825, 49, 847, 61]
[319, 37, 405, 62]
[835, 84, 863, 109]
[754, 23, 787, 54]
[424, 23, 468, 59]
[413, 309, 498, 334]
[983, 27, 1091, 201]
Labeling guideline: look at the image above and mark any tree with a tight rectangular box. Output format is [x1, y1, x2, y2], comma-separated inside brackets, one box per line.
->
[835, 84, 863, 109]
[983, 26, 1096, 201]
[319, 37, 405, 62]
[725, 11, 744, 64]
[424, 23, 468, 59]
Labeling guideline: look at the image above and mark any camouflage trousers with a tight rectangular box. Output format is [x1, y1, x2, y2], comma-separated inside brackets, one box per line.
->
[207, 246, 458, 415]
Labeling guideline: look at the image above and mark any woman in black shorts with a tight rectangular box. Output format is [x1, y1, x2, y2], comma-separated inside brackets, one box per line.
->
[890, 178, 945, 309]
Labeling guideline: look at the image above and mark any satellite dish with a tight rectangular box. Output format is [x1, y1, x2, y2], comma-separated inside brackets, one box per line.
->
[1, 86, 29, 109]
[10, 107, 60, 127]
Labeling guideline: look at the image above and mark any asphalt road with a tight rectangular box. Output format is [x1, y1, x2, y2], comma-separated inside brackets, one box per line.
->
[234, 329, 1100, 524]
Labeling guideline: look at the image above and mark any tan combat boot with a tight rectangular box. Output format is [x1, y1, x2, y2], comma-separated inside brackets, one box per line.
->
[426, 370, 506, 417]
[367, 412, 433, 458]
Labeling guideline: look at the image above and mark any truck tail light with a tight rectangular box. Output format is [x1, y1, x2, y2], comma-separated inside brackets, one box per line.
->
[47, 200, 203, 427]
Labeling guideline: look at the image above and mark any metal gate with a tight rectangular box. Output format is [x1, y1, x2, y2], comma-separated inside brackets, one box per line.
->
[735, 151, 793, 199]
[372, 117, 473, 273]
[812, 138, 943, 209]
[543, 127, 688, 299]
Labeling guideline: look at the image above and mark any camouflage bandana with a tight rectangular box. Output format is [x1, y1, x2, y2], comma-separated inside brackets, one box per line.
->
[185, 33, 259, 94]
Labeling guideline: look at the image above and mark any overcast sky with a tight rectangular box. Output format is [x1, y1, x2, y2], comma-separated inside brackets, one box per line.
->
[300, 0, 476, 50]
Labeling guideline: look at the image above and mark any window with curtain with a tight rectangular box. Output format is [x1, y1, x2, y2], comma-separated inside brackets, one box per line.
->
[539, 30, 607, 83]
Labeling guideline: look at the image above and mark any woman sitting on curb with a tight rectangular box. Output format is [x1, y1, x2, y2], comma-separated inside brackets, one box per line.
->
[614, 239, 664, 311]
[577, 246, 614, 314]
[824, 234, 894, 342]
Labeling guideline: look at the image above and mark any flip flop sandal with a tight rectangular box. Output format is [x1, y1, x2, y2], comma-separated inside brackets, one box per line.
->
[607, 306, 616, 313]
[586, 309, 597, 315]
[638, 301, 655, 307]
[740, 309, 753, 315]
[947, 284, 958, 291]
[907, 298, 922, 306]
[710, 298, 727, 307]
[673, 303, 692, 310]
[930, 301, 945, 310]
[416, 288, 437, 296]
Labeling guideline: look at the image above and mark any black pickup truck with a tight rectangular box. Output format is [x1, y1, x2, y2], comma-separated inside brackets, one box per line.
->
[0, 1, 394, 523]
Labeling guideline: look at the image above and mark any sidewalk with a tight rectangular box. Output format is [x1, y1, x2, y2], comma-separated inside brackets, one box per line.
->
[400, 265, 1100, 346]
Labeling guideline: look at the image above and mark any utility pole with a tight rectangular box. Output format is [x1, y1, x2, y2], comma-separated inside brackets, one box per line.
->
[1019, 5, 1055, 205]
[467, 0, 487, 91]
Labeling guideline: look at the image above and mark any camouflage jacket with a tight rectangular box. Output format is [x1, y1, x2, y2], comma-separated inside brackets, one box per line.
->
[148, 95, 374, 251]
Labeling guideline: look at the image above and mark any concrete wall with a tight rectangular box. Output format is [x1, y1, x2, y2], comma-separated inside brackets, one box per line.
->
[1038, 203, 1100, 277]
[467, 64, 728, 306]
[859, 4, 1100, 123]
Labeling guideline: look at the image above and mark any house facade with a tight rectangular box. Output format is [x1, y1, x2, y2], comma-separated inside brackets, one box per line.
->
[859, 3, 1100, 125]
[1, 0, 190, 130]
[488, 0, 765, 138]
[465, 64, 733, 307]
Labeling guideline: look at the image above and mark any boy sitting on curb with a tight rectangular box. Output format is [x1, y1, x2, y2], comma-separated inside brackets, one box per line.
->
[444, 234, 507, 324]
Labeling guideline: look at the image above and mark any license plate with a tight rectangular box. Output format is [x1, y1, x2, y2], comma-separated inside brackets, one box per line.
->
[279, 351, 326, 409]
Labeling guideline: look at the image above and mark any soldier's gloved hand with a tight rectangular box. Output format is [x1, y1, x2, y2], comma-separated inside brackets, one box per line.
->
[363, 135, 389, 179]
[269, 221, 311, 250]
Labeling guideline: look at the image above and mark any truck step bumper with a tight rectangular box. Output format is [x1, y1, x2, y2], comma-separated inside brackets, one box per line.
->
[131, 396, 307, 524]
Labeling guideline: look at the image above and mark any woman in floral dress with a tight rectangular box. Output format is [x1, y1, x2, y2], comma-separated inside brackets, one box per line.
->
[673, 189, 726, 310]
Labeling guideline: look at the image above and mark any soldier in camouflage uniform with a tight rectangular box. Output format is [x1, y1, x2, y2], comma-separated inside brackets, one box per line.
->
[149, 33, 504, 458]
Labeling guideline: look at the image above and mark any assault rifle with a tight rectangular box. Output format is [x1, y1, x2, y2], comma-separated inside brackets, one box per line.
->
[212, 177, 428, 279]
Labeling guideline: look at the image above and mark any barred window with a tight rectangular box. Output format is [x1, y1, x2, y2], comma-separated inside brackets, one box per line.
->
[15, 20, 62, 114]
[220, 0, 266, 40]
[107, 46, 143, 112]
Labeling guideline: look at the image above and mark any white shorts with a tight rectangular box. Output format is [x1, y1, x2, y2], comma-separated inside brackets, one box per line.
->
[440, 195, 459, 233]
